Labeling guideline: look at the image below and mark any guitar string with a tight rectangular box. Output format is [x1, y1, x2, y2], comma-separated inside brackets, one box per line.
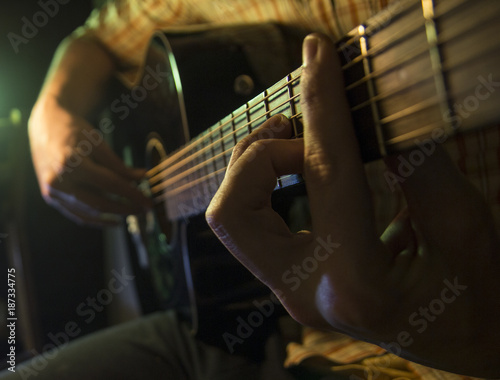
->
[151, 59, 499, 202]
[147, 0, 496, 186]
[147, 1, 498, 201]
[152, 115, 305, 205]
[148, 48, 499, 200]
[145, 9, 434, 179]
[150, 109, 303, 195]
[147, 36, 424, 189]
[147, 31, 426, 189]
[151, 46, 500, 204]
[146, 41, 480, 196]
[340, 4, 426, 71]
[149, 89, 301, 193]
[149, 49, 500, 201]
[149, 64, 440, 197]
[146, 71, 301, 179]
[340, 0, 477, 70]
[350, 8, 500, 112]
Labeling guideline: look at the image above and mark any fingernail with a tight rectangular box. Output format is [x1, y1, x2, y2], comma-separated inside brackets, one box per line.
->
[303, 35, 319, 67]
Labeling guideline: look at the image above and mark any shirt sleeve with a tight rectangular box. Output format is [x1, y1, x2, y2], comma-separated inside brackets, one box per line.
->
[74, 0, 400, 80]
[74, 0, 193, 75]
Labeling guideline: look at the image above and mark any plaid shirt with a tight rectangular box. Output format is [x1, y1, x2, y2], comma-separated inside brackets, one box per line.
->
[78, 0, 390, 78]
[79, 1, 499, 378]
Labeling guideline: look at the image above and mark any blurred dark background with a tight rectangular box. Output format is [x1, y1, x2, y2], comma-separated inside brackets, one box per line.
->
[0, 0, 111, 368]
[0, 1, 94, 116]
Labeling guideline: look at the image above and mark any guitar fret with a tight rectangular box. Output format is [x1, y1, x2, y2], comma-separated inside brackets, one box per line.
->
[345, 42, 430, 93]
[338, 36, 363, 66]
[246, 96, 265, 134]
[264, 90, 270, 122]
[351, 69, 434, 113]
[231, 104, 247, 142]
[344, 36, 383, 161]
[218, 120, 227, 170]
[191, 142, 203, 215]
[358, 25, 387, 157]
[286, 73, 302, 138]
[205, 129, 219, 202]
[286, 74, 296, 135]
[218, 114, 235, 184]
[229, 112, 237, 146]
[271, 83, 289, 118]
[147, 0, 500, 223]
[246, 102, 252, 134]
[365, 0, 442, 153]
[207, 128, 217, 178]
[421, 0, 454, 136]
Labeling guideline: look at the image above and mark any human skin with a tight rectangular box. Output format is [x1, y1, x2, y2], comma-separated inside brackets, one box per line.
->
[29, 35, 151, 226]
[206, 33, 500, 378]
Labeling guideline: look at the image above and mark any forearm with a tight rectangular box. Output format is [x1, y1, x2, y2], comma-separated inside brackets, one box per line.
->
[32, 34, 117, 120]
[27, 33, 150, 225]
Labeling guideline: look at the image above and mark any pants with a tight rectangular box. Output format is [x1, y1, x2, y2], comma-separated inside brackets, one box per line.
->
[0, 310, 296, 380]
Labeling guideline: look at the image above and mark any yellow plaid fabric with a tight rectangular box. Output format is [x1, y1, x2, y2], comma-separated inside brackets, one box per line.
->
[284, 326, 485, 379]
[77, 0, 392, 81]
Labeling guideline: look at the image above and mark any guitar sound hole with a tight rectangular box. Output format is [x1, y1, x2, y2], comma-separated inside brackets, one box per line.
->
[126, 135, 187, 312]
[146, 136, 175, 243]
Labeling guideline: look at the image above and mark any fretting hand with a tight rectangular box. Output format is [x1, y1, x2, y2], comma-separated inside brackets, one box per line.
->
[206, 33, 500, 377]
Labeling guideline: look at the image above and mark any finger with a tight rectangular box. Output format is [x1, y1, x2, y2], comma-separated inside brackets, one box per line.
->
[380, 207, 417, 279]
[91, 137, 147, 181]
[300, 34, 379, 250]
[381, 208, 416, 256]
[58, 204, 122, 227]
[49, 182, 146, 217]
[74, 159, 152, 210]
[46, 194, 123, 227]
[207, 138, 306, 274]
[228, 114, 292, 170]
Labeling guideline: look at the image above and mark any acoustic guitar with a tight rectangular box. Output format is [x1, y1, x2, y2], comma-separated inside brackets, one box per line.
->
[107, 0, 500, 355]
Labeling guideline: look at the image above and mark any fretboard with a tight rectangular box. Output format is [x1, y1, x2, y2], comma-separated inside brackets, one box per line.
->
[149, 0, 500, 221]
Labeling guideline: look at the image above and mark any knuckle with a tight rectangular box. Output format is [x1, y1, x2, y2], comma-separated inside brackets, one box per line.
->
[205, 205, 227, 235]
[248, 139, 269, 152]
[304, 152, 337, 186]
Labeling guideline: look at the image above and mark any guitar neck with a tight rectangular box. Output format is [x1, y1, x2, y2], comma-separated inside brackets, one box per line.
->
[150, 0, 500, 221]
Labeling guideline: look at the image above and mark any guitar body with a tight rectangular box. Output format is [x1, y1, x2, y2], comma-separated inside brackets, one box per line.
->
[107, 24, 306, 357]
[104, 0, 500, 358]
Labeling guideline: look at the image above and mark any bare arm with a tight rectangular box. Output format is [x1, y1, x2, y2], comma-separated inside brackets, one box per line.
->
[29, 34, 151, 226]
